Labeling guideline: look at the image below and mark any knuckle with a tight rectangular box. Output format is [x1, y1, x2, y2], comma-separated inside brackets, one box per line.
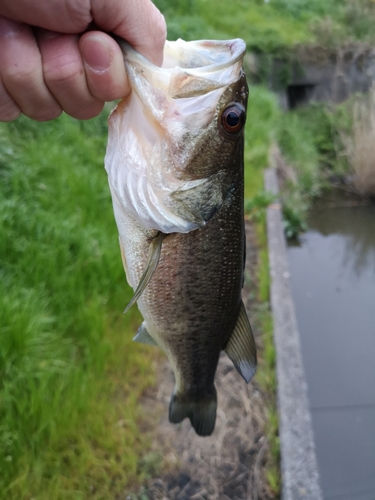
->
[0, 88, 21, 122]
[44, 58, 84, 87]
[0, 104, 21, 122]
[4, 64, 38, 86]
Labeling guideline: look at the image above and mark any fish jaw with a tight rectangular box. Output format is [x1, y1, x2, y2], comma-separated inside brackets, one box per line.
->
[116, 37, 246, 98]
[104, 39, 248, 235]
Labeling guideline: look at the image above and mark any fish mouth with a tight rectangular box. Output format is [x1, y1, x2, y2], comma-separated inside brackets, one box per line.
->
[116, 38, 246, 99]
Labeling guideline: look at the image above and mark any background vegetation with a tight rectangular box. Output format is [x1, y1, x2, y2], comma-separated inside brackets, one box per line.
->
[2, 0, 375, 498]
[156, 0, 375, 53]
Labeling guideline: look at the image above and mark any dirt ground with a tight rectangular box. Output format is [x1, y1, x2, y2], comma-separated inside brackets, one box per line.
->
[126, 222, 277, 500]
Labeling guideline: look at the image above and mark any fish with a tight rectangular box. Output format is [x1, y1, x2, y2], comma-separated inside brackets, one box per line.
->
[104, 38, 257, 436]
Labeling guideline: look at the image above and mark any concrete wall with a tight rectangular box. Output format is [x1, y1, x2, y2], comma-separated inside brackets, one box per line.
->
[267, 47, 375, 109]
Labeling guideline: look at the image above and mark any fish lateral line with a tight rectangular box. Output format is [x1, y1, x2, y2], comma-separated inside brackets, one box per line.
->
[123, 231, 164, 314]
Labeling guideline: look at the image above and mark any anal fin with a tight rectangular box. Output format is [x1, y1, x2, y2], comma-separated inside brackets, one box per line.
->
[133, 322, 157, 347]
[224, 301, 257, 383]
[124, 232, 163, 314]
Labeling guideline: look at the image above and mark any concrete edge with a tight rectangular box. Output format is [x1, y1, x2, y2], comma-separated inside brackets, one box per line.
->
[264, 168, 323, 500]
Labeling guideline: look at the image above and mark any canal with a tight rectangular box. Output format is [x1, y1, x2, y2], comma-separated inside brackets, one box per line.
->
[286, 192, 375, 499]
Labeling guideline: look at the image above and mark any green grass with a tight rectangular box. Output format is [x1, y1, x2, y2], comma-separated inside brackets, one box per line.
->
[240, 84, 282, 494]
[0, 114, 158, 498]
[256, 212, 281, 496]
[244, 87, 281, 199]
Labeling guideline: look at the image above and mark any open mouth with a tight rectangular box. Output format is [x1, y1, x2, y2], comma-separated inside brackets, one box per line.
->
[116, 38, 246, 99]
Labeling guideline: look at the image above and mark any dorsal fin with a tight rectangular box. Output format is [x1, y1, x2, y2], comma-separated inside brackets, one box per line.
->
[133, 322, 158, 347]
[224, 301, 257, 383]
[124, 232, 163, 314]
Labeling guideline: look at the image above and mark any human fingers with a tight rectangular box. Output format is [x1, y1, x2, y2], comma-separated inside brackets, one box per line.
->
[0, 16, 61, 122]
[0, 0, 166, 66]
[91, 0, 166, 66]
[0, 0, 92, 34]
[36, 30, 105, 120]
[79, 31, 129, 102]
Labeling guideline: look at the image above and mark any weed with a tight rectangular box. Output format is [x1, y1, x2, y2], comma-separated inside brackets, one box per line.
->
[244, 86, 281, 199]
[245, 191, 277, 221]
[267, 465, 281, 495]
[137, 451, 163, 479]
[252, 215, 281, 495]
[283, 204, 309, 239]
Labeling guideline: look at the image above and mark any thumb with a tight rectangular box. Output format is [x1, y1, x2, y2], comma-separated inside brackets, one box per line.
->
[80, 32, 130, 101]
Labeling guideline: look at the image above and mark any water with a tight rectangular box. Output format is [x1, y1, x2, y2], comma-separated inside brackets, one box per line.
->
[286, 194, 375, 500]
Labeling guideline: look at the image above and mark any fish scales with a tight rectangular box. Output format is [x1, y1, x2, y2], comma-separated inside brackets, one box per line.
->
[105, 38, 257, 436]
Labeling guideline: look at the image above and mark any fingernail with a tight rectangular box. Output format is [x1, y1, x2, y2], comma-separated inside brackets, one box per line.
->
[0, 16, 23, 37]
[81, 35, 112, 74]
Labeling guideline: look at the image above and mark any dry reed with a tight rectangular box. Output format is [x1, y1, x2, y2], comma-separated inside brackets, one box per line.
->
[343, 88, 375, 195]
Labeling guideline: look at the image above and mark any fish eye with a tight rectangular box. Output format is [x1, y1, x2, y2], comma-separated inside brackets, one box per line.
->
[220, 103, 246, 135]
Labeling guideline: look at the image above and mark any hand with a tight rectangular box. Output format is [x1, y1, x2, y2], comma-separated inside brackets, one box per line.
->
[0, 0, 166, 121]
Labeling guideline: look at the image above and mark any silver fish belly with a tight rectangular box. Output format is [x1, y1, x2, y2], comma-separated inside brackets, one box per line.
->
[105, 38, 257, 436]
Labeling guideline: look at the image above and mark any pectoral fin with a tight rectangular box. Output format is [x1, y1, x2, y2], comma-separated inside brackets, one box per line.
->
[133, 322, 157, 347]
[169, 172, 228, 226]
[124, 232, 163, 314]
[224, 301, 257, 383]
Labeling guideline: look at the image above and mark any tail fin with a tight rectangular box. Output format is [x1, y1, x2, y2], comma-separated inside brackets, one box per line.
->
[169, 389, 217, 437]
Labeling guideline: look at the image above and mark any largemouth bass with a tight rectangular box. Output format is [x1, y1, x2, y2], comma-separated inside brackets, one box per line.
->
[105, 38, 256, 436]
